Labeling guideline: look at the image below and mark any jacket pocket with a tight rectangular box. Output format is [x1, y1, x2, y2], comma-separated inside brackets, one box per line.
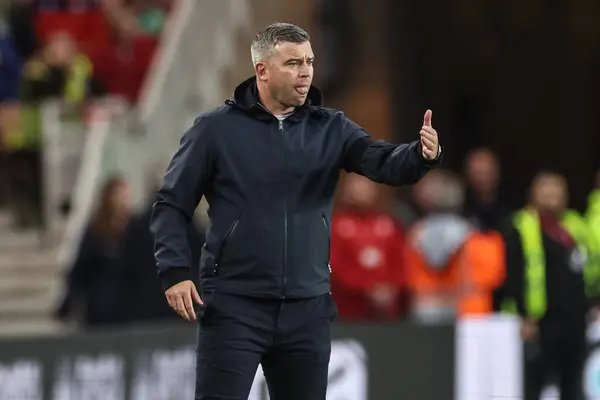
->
[214, 215, 241, 272]
[198, 290, 218, 323]
[315, 212, 331, 270]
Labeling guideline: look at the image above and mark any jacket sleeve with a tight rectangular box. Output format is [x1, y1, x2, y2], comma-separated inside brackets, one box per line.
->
[340, 116, 441, 185]
[500, 222, 526, 316]
[150, 116, 215, 290]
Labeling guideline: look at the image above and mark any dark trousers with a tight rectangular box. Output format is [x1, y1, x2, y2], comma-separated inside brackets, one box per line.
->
[523, 317, 586, 400]
[195, 291, 338, 400]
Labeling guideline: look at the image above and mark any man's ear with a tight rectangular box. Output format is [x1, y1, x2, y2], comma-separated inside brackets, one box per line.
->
[255, 62, 268, 82]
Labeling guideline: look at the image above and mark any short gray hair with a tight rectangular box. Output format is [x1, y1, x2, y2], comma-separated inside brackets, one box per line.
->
[250, 23, 310, 65]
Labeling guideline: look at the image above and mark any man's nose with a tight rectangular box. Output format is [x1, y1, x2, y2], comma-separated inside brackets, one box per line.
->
[298, 64, 311, 77]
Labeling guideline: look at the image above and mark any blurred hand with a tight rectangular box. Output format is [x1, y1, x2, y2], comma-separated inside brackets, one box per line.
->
[420, 109, 439, 161]
[520, 318, 538, 341]
[165, 280, 202, 321]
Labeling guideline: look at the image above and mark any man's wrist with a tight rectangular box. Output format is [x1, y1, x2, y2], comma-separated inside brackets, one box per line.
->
[159, 267, 192, 291]
[421, 144, 442, 163]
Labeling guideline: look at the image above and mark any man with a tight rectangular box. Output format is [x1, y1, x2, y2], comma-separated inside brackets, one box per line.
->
[150, 23, 441, 400]
[501, 171, 600, 400]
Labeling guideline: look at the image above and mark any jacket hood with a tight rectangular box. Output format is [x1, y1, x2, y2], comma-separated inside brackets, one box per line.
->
[411, 214, 474, 270]
[227, 76, 324, 117]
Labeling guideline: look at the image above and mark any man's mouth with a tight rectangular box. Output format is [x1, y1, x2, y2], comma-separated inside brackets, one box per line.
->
[295, 86, 309, 95]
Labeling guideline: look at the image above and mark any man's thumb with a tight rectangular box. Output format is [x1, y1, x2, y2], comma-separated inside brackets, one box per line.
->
[424, 109, 433, 127]
[191, 285, 203, 305]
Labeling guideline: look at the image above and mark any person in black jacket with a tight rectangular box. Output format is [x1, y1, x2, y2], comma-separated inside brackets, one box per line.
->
[56, 177, 131, 327]
[501, 171, 600, 400]
[150, 23, 441, 400]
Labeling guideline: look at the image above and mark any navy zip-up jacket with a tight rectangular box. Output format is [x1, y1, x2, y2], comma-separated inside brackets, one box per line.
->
[150, 76, 441, 299]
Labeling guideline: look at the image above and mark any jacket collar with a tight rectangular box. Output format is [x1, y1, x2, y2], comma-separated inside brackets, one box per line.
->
[226, 76, 324, 122]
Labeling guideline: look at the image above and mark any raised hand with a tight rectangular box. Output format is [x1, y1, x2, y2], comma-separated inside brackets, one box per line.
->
[420, 109, 439, 161]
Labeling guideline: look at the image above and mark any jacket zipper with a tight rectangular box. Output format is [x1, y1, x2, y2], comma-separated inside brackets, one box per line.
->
[214, 216, 240, 273]
[279, 119, 288, 299]
[322, 213, 329, 229]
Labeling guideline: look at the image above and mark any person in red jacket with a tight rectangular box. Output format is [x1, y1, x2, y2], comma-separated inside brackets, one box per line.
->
[330, 173, 408, 321]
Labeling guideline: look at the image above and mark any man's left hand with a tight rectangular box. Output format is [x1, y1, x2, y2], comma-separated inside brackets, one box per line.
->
[420, 109, 439, 161]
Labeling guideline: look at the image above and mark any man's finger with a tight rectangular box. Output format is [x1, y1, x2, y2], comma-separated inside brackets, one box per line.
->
[166, 295, 176, 310]
[422, 147, 436, 160]
[175, 296, 190, 320]
[421, 137, 435, 150]
[421, 139, 437, 151]
[192, 285, 203, 305]
[421, 143, 435, 154]
[183, 292, 196, 321]
[423, 109, 432, 127]
[420, 130, 437, 142]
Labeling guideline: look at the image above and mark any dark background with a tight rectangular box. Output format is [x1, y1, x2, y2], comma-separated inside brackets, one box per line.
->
[319, 0, 600, 211]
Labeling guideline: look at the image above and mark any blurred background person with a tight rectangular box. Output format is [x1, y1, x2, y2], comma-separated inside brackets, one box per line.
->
[501, 171, 600, 400]
[54, 176, 132, 328]
[587, 170, 600, 243]
[118, 182, 206, 324]
[462, 147, 516, 232]
[19, 31, 104, 107]
[89, 3, 159, 104]
[330, 173, 408, 321]
[0, 17, 23, 105]
[405, 169, 505, 324]
[462, 147, 517, 311]
[0, 14, 24, 211]
[4, 31, 104, 228]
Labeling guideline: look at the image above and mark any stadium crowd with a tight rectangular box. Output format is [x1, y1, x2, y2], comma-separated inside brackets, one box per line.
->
[50, 145, 600, 329]
[0, 0, 170, 228]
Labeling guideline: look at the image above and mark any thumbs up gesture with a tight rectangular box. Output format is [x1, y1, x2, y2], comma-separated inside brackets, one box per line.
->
[420, 109, 440, 161]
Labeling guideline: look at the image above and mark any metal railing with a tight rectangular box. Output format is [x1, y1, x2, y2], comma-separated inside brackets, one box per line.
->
[40, 101, 87, 243]
[138, 0, 251, 185]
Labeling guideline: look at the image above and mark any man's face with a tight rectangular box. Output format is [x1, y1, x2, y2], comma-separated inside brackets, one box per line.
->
[531, 174, 568, 213]
[256, 41, 314, 111]
[465, 151, 499, 194]
[45, 33, 76, 66]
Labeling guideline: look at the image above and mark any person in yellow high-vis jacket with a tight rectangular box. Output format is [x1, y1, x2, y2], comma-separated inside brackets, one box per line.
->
[587, 175, 600, 246]
[4, 32, 104, 227]
[501, 171, 600, 400]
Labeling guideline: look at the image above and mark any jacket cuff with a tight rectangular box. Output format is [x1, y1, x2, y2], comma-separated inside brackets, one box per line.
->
[159, 267, 192, 291]
[419, 143, 442, 166]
